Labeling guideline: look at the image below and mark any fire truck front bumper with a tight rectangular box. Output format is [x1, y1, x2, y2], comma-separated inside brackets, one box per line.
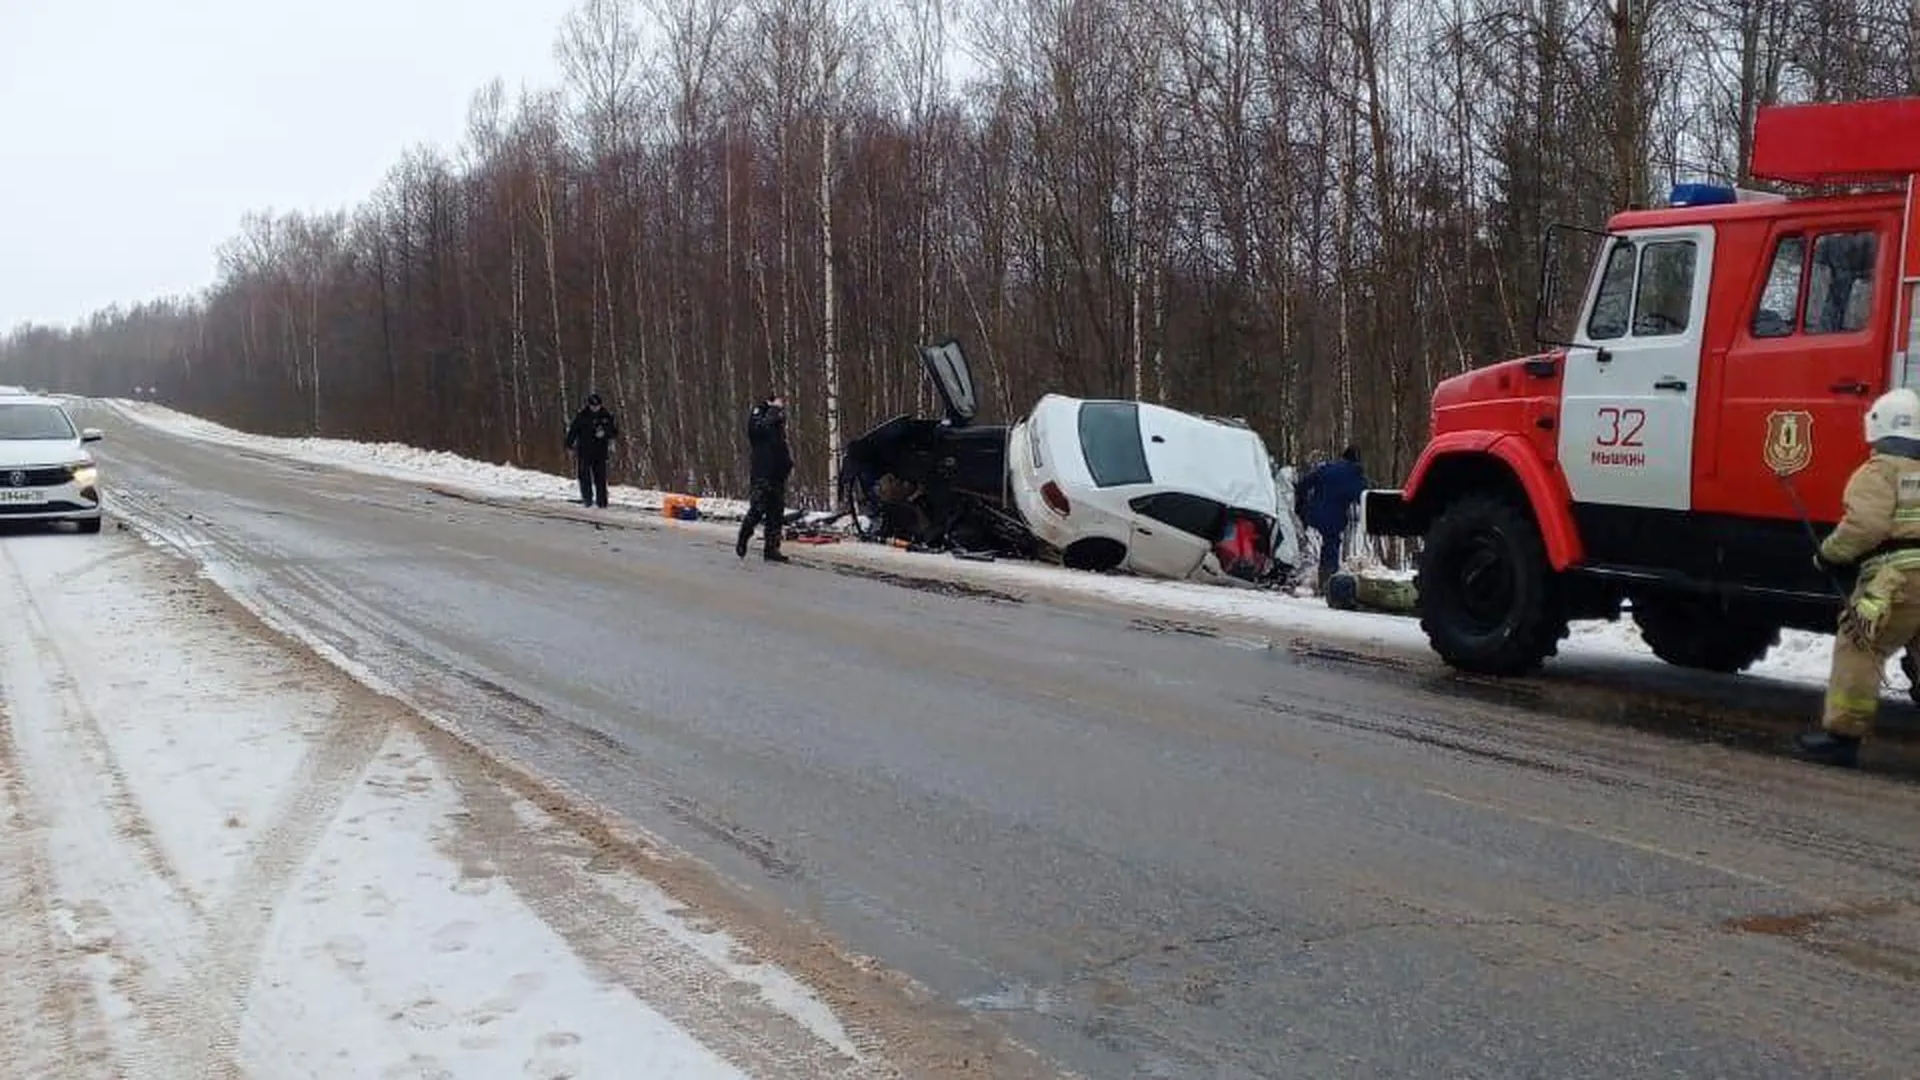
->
[1361, 489, 1415, 538]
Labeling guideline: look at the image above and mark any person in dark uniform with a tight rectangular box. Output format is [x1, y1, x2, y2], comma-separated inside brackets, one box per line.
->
[736, 393, 792, 562]
[565, 392, 620, 508]
[1297, 445, 1369, 593]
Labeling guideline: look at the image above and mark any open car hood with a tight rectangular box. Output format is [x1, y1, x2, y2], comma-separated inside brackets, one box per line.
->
[916, 339, 978, 426]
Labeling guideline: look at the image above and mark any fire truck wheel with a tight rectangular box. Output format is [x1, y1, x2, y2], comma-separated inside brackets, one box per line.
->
[1416, 492, 1568, 675]
[1630, 599, 1779, 675]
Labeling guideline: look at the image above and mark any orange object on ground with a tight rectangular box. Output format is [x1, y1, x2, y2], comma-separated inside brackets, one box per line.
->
[661, 493, 698, 518]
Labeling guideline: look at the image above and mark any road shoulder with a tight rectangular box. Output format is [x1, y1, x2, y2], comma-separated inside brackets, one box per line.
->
[0, 528, 1058, 1078]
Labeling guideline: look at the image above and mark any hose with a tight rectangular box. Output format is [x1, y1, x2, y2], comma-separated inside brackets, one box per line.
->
[1775, 467, 1897, 691]
[1775, 468, 1848, 599]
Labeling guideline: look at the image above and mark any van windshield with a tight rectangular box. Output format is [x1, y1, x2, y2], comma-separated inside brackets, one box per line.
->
[0, 403, 77, 440]
[1077, 401, 1153, 487]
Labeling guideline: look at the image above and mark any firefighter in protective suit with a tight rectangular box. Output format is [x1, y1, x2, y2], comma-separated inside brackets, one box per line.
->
[1798, 387, 1920, 768]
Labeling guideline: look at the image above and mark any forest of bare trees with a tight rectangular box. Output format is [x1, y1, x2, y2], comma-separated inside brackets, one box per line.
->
[4, 0, 1918, 503]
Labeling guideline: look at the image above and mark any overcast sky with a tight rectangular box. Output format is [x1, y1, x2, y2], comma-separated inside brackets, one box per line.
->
[0, 0, 579, 331]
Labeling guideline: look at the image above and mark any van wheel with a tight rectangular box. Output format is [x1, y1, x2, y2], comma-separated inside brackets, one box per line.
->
[1416, 493, 1568, 675]
[1631, 598, 1778, 674]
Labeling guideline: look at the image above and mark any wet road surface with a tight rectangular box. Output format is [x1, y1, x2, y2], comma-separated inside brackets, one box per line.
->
[73, 409, 1920, 1079]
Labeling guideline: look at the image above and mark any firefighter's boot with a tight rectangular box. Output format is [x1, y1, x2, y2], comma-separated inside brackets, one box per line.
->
[1794, 730, 1862, 768]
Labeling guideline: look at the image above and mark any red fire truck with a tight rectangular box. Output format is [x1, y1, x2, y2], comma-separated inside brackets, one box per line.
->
[1364, 96, 1920, 678]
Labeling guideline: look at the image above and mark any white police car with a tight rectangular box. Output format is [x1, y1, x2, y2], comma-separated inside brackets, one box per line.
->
[0, 391, 103, 533]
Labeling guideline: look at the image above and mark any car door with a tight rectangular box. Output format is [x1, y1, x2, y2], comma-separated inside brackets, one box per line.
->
[916, 339, 978, 426]
[1555, 226, 1713, 513]
[1124, 491, 1222, 579]
[1705, 220, 1894, 525]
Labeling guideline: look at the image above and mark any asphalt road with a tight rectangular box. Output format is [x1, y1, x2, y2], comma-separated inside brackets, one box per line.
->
[75, 408, 1920, 1079]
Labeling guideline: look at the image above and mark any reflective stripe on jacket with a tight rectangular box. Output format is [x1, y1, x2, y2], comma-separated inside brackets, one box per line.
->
[1821, 450, 1920, 569]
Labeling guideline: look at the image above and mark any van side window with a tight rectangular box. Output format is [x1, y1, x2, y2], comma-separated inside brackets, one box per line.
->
[1631, 240, 1697, 337]
[1805, 231, 1878, 334]
[1752, 235, 1805, 338]
[1586, 240, 1638, 341]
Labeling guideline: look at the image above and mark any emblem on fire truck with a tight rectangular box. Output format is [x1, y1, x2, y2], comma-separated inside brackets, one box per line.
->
[1764, 410, 1813, 476]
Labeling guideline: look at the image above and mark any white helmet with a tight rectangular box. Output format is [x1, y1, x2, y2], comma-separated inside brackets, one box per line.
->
[1865, 387, 1920, 443]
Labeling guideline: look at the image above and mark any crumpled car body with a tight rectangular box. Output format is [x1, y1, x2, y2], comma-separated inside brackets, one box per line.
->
[839, 339, 1301, 585]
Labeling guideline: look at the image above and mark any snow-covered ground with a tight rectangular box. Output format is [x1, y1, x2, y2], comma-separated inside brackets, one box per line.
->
[95, 398, 752, 521]
[94, 397, 1899, 694]
[0, 529, 883, 1078]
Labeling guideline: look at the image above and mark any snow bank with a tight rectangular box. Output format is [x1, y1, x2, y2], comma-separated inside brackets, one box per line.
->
[772, 520, 1865, 685]
[0, 531, 873, 1078]
[102, 398, 752, 520]
[92, 397, 1907, 696]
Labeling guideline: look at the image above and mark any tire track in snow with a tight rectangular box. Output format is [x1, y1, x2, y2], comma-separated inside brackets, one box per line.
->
[108, 487, 885, 1075]
[206, 548, 884, 1073]
[0, 543, 238, 1078]
[238, 554, 1063, 1079]
[107, 480, 879, 1073]
[429, 735, 882, 1079]
[0, 529, 402, 1078]
[0, 550, 207, 925]
[7, 504, 414, 1074]
[106, 458, 1069, 1080]
[0, 701, 116, 1079]
[160, 695, 397, 1073]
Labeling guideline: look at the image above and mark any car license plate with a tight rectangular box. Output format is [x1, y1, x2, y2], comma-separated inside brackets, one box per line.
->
[0, 489, 46, 504]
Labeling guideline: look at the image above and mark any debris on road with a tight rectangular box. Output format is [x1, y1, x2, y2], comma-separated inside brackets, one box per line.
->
[0, 531, 886, 1078]
[97, 395, 1920, 696]
[1325, 569, 1419, 615]
[662, 493, 702, 521]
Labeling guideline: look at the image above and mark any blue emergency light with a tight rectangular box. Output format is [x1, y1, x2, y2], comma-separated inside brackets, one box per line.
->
[1668, 183, 1738, 207]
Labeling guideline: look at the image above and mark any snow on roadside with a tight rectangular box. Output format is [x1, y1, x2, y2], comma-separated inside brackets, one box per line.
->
[92, 396, 1902, 696]
[813, 527, 1883, 689]
[0, 531, 875, 1079]
[101, 397, 751, 520]
[250, 728, 757, 1079]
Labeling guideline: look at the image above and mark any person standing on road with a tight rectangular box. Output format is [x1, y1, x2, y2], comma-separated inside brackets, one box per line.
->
[565, 392, 620, 509]
[1297, 446, 1369, 593]
[1799, 387, 1920, 768]
[736, 393, 793, 563]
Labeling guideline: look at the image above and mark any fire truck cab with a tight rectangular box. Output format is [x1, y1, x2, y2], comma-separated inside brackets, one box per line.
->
[1365, 97, 1920, 677]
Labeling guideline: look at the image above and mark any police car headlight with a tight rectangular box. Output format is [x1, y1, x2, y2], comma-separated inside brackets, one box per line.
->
[72, 465, 97, 486]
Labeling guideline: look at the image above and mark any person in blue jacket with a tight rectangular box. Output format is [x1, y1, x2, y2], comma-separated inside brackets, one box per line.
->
[1297, 446, 1369, 591]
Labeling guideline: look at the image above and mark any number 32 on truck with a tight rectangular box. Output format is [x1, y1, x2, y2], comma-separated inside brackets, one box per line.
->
[1365, 96, 1920, 679]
